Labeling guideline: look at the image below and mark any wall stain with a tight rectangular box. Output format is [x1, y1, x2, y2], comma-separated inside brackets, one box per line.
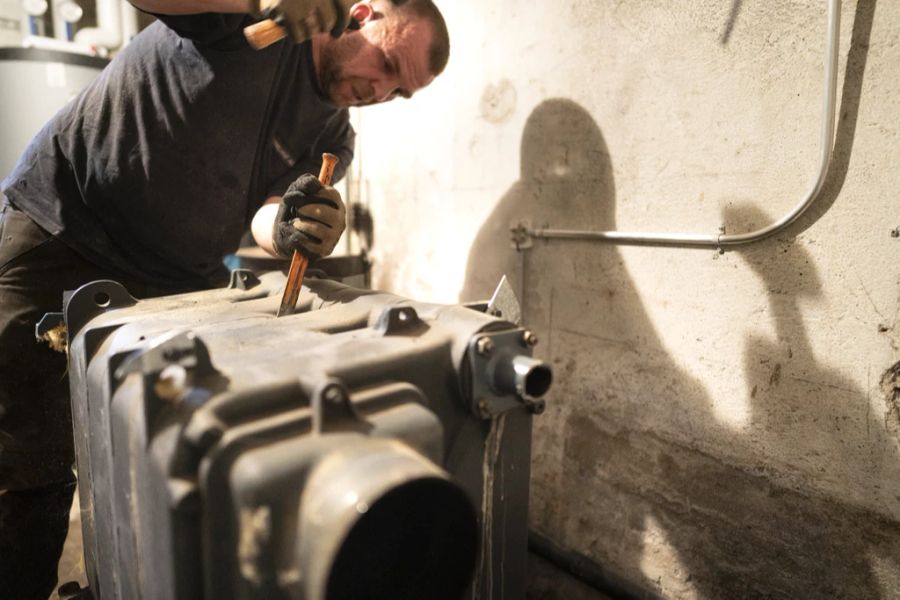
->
[479, 79, 517, 124]
[561, 418, 900, 599]
[566, 413, 603, 477]
[768, 363, 782, 388]
[882, 361, 900, 440]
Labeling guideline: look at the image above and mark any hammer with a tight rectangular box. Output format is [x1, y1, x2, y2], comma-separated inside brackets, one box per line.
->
[244, 18, 287, 50]
[244, 13, 361, 50]
[276, 152, 339, 317]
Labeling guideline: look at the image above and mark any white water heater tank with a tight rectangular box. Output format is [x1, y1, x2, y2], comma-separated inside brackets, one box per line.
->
[0, 47, 106, 181]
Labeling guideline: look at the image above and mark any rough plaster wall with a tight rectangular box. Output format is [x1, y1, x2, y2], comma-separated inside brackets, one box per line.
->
[0, 0, 23, 46]
[351, 0, 900, 597]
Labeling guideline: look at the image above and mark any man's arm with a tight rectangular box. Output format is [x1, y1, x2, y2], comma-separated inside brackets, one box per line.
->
[128, 0, 249, 15]
[251, 197, 285, 257]
[130, 0, 354, 41]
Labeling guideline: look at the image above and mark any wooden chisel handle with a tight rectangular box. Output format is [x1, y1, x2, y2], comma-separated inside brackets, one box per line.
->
[244, 19, 287, 50]
[317, 152, 338, 186]
[276, 153, 339, 317]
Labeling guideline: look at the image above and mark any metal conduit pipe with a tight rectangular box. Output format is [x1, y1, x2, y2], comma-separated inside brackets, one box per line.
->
[525, 0, 841, 249]
[528, 530, 666, 600]
[73, 0, 124, 51]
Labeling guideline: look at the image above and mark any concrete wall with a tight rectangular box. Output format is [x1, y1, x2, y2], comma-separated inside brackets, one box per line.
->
[350, 0, 900, 597]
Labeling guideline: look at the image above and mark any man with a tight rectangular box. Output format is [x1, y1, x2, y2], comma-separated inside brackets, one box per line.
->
[0, 0, 449, 596]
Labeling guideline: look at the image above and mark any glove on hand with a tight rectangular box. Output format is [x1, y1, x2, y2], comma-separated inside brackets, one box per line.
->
[273, 174, 346, 260]
[254, 0, 355, 41]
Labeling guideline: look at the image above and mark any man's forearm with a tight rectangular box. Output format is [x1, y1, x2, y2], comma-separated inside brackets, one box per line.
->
[251, 197, 282, 257]
[128, 0, 250, 15]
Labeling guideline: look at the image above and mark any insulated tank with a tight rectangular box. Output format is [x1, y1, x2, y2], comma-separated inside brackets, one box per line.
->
[0, 47, 106, 181]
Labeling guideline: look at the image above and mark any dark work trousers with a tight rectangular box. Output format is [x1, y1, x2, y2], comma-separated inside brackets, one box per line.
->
[0, 202, 171, 599]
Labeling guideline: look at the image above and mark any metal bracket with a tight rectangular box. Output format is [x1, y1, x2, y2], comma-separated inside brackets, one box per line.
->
[114, 331, 223, 432]
[486, 275, 522, 325]
[116, 331, 215, 380]
[228, 268, 261, 290]
[36, 280, 137, 353]
[510, 219, 533, 250]
[311, 378, 371, 435]
[374, 305, 425, 336]
[467, 329, 545, 418]
[64, 279, 137, 339]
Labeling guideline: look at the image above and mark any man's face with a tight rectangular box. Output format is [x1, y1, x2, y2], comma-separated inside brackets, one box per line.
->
[319, 9, 436, 108]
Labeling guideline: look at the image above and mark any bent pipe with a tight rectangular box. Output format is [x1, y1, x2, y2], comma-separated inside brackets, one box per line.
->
[526, 0, 841, 249]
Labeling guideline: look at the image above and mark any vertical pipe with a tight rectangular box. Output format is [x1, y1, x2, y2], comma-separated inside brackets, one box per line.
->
[50, 0, 67, 40]
[120, 0, 139, 45]
[73, 0, 123, 50]
[21, 0, 48, 37]
[516, 248, 525, 318]
[29, 16, 45, 36]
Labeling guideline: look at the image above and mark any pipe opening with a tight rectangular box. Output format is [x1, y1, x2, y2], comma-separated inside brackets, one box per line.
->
[490, 355, 554, 400]
[325, 477, 478, 600]
[524, 364, 553, 398]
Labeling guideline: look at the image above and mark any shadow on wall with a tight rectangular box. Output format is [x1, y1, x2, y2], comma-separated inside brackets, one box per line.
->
[720, 0, 744, 45]
[461, 99, 900, 599]
[459, 98, 614, 308]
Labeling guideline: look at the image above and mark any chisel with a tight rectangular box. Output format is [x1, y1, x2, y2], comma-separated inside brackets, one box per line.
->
[276, 152, 338, 317]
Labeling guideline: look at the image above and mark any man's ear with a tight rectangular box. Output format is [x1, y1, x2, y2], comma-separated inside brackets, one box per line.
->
[349, 1, 377, 25]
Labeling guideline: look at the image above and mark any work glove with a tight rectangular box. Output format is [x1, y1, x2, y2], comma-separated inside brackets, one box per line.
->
[252, 0, 356, 41]
[273, 174, 346, 259]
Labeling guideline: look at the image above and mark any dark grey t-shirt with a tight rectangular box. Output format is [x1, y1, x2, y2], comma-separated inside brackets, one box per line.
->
[1, 13, 354, 289]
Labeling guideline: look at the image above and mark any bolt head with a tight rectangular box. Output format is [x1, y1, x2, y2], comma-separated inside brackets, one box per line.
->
[323, 385, 345, 404]
[477, 397, 491, 418]
[476, 336, 494, 356]
[155, 364, 187, 401]
[528, 400, 546, 415]
[523, 330, 538, 347]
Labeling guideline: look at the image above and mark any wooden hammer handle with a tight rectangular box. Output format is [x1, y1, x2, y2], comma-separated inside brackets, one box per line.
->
[276, 153, 339, 317]
[244, 19, 287, 50]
